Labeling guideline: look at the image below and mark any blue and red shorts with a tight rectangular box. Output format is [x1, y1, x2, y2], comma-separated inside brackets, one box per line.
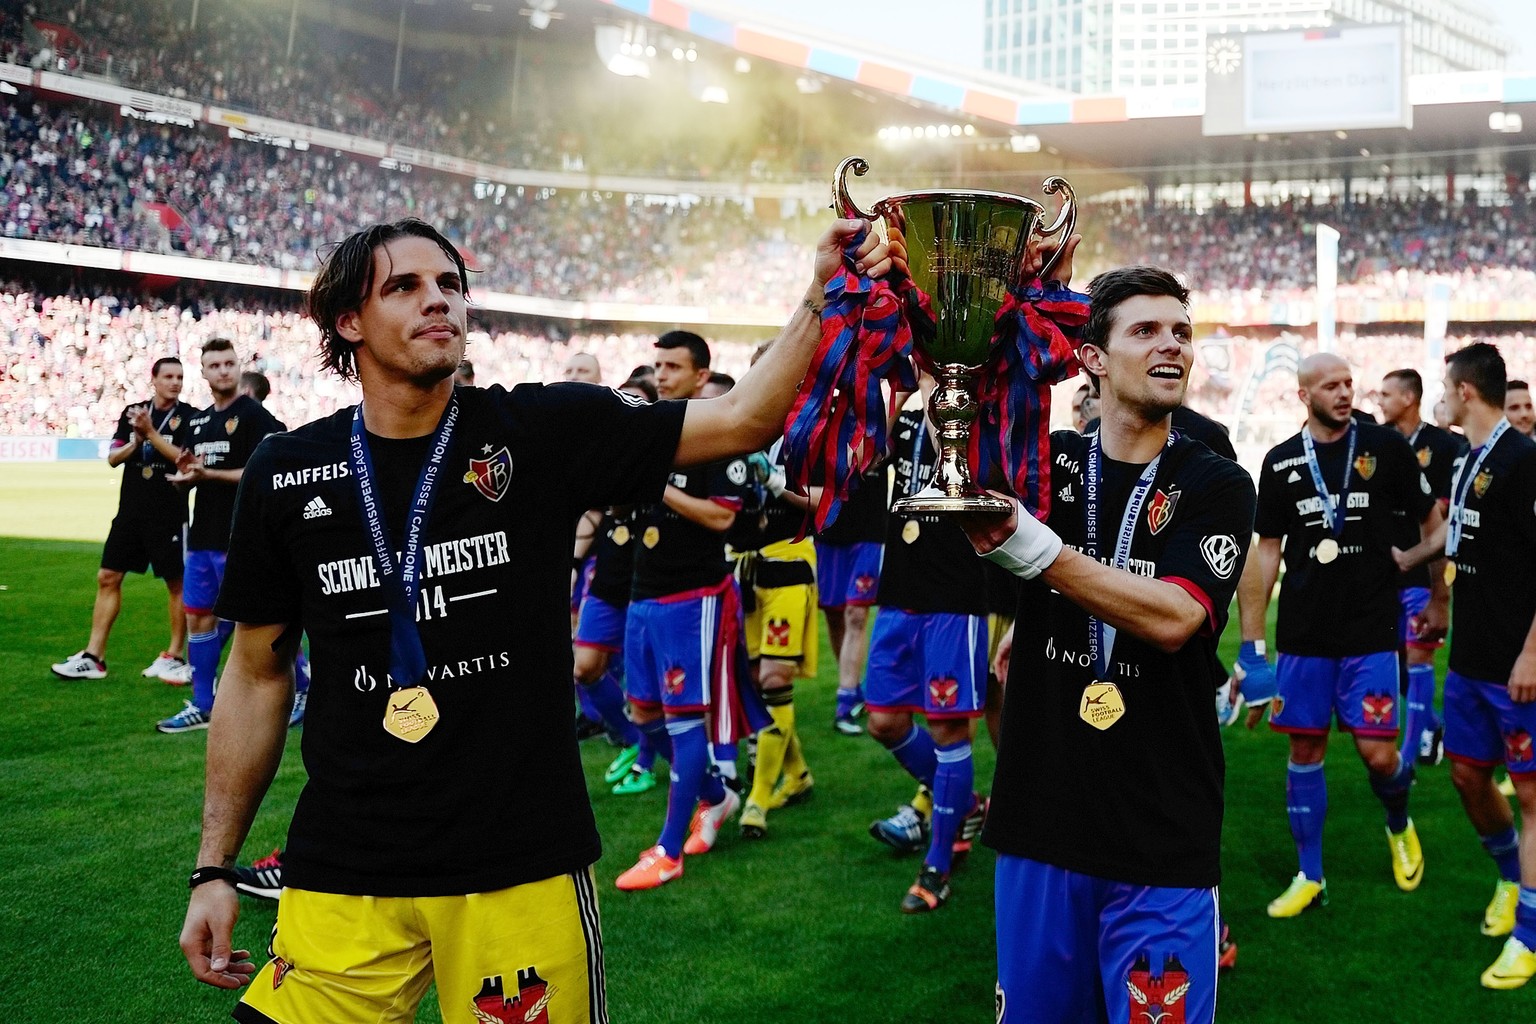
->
[183, 549, 228, 616]
[814, 539, 881, 610]
[574, 594, 626, 653]
[863, 608, 987, 719]
[1444, 669, 1536, 779]
[1270, 651, 1400, 739]
[994, 854, 1218, 1024]
[1398, 586, 1443, 652]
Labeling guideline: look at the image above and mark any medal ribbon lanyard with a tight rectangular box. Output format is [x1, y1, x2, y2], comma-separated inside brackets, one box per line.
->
[1445, 418, 1509, 559]
[142, 404, 177, 464]
[1083, 434, 1166, 681]
[908, 416, 929, 497]
[1301, 423, 1356, 540]
[348, 395, 461, 689]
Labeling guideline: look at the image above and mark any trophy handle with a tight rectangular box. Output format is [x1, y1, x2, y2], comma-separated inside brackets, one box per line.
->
[1035, 176, 1077, 282]
[832, 156, 877, 221]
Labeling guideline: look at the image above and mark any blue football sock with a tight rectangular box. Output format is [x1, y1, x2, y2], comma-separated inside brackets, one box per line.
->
[882, 724, 937, 788]
[1369, 752, 1414, 834]
[1399, 663, 1436, 761]
[215, 618, 234, 646]
[835, 687, 860, 717]
[712, 742, 738, 783]
[1482, 827, 1522, 883]
[293, 649, 310, 694]
[637, 717, 671, 770]
[1515, 888, 1536, 950]
[927, 740, 973, 875]
[581, 670, 641, 747]
[1287, 760, 1328, 881]
[189, 629, 221, 713]
[658, 715, 708, 859]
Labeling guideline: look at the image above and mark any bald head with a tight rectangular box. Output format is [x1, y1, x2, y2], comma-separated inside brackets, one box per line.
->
[562, 352, 601, 384]
[1296, 353, 1354, 432]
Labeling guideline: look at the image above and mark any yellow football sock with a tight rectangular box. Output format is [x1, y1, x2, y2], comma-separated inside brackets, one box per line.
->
[748, 692, 794, 810]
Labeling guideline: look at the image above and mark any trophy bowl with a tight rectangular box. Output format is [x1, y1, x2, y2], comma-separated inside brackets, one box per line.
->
[833, 156, 1076, 515]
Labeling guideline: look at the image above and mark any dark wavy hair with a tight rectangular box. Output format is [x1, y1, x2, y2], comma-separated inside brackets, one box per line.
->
[306, 219, 470, 381]
[1445, 342, 1507, 405]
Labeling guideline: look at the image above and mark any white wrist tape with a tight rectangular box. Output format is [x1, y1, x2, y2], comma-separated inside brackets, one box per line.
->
[980, 513, 1063, 580]
[766, 468, 787, 497]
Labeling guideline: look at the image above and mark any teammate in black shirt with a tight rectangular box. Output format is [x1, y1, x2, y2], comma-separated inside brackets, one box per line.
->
[816, 460, 887, 735]
[1379, 368, 1465, 766]
[1397, 344, 1536, 988]
[965, 265, 1255, 1024]
[176, 217, 894, 1023]
[155, 339, 285, 734]
[1506, 378, 1535, 439]
[1251, 353, 1444, 918]
[51, 357, 195, 683]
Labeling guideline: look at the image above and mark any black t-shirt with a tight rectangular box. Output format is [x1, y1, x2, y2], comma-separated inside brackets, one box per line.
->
[1393, 421, 1466, 589]
[1255, 422, 1433, 657]
[586, 507, 639, 608]
[186, 395, 285, 551]
[815, 461, 888, 545]
[1085, 406, 1237, 463]
[1447, 430, 1536, 682]
[111, 399, 195, 523]
[214, 383, 685, 897]
[875, 410, 991, 616]
[982, 431, 1256, 888]
[630, 451, 753, 601]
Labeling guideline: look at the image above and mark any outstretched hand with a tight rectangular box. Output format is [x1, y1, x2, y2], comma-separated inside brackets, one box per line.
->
[811, 218, 905, 293]
[180, 884, 257, 989]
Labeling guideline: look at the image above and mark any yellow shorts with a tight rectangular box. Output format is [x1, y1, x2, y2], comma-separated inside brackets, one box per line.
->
[235, 870, 605, 1024]
[988, 611, 1015, 669]
[742, 539, 818, 679]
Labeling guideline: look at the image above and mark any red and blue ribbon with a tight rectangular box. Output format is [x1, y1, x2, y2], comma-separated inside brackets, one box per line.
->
[784, 231, 918, 532]
[968, 280, 1089, 522]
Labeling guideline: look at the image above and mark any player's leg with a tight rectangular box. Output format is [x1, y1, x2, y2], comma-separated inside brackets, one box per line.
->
[1467, 675, 1536, 988]
[428, 871, 609, 1024]
[1267, 654, 1334, 916]
[574, 595, 642, 783]
[613, 600, 664, 795]
[1099, 882, 1220, 1024]
[994, 855, 1107, 1024]
[145, 524, 190, 682]
[1340, 652, 1422, 891]
[1398, 586, 1443, 765]
[1444, 670, 1520, 937]
[54, 518, 143, 678]
[838, 542, 880, 723]
[85, 567, 125, 661]
[235, 888, 432, 1024]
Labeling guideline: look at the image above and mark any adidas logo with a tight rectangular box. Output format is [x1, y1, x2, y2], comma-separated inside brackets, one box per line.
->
[1057, 486, 1075, 503]
[302, 496, 333, 520]
[1287, 470, 1301, 483]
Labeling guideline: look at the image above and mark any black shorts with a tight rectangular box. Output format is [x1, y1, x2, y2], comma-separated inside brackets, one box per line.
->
[101, 516, 185, 580]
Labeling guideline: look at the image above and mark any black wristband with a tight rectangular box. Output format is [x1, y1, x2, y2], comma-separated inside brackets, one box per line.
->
[188, 866, 241, 890]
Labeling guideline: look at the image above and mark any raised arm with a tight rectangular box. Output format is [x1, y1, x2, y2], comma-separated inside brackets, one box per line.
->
[673, 219, 895, 467]
[179, 621, 296, 990]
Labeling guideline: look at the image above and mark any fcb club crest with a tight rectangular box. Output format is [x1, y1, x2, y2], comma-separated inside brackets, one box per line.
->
[472, 969, 554, 1024]
[168, 416, 182, 432]
[928, 676, 959, 709]
[1126, 952, 1191, 1024]
[1361, 692, 1395, 726]
[465, 446, 513, 502]
[1146, 488, 1180, 535]
[1353, 454, 1377, 480]
[664, 666, 687, 695]
[1506, 729, 1534, 765]
[1416, 446, 1431, 469]
[853, 574, 876, 596]
[225, 416, 239, 435]
[1474, 468, 1494, 498]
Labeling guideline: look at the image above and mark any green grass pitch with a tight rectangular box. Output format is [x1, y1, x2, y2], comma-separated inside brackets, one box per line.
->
[0, 462, 1524, 1022]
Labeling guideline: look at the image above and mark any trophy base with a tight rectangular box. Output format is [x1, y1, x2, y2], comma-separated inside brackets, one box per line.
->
[891, 486, 1013, 516]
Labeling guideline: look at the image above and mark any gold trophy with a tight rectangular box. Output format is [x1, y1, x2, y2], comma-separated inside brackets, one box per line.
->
[833, 156, 1076, 514]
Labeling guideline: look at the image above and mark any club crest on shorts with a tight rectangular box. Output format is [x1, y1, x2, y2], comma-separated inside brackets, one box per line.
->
[1474, 468, 1493, 498]
[928, 676, 959, 709]
[1353, 454, 1376, 480]
[1506, 729, 1534, 764]
[472, 968, 554, 1024]
[1361, 692, 1394, 725]
[270, 955, 292, 990]
[664, 666, 686, 695]
[1146, 488, 1180, 535]
[1126, 952, 1191, 1024]
[465, 447, 512, 502]
[1416, 446, 1431, 468]
[766, 618, 791, 647]
[854, 574, 876, 596]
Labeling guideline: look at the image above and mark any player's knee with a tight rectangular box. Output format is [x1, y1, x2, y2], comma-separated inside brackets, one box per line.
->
[844, 605, 869, 631]
[930, 719, 973, 746]
[1288, 736, 1326, 765]
[758, 660, 794, 691]
[867, 713, 909, 745]
[96, 569, 124, 590]
[1448, 759, 1493, 796]
[572, 647, 606, 684]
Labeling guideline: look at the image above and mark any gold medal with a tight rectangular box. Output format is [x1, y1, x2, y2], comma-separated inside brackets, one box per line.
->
[1444, 561, 1457, 586]
[142, 466, 154, 479]
[612, 524, 630, 546]
[901, 520, 920, 544]
[382, 686, 439, 743]
[1079, 681, 1126, 730]
[643, 526, 660, 549]
[1315, 538, 1339, 564]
